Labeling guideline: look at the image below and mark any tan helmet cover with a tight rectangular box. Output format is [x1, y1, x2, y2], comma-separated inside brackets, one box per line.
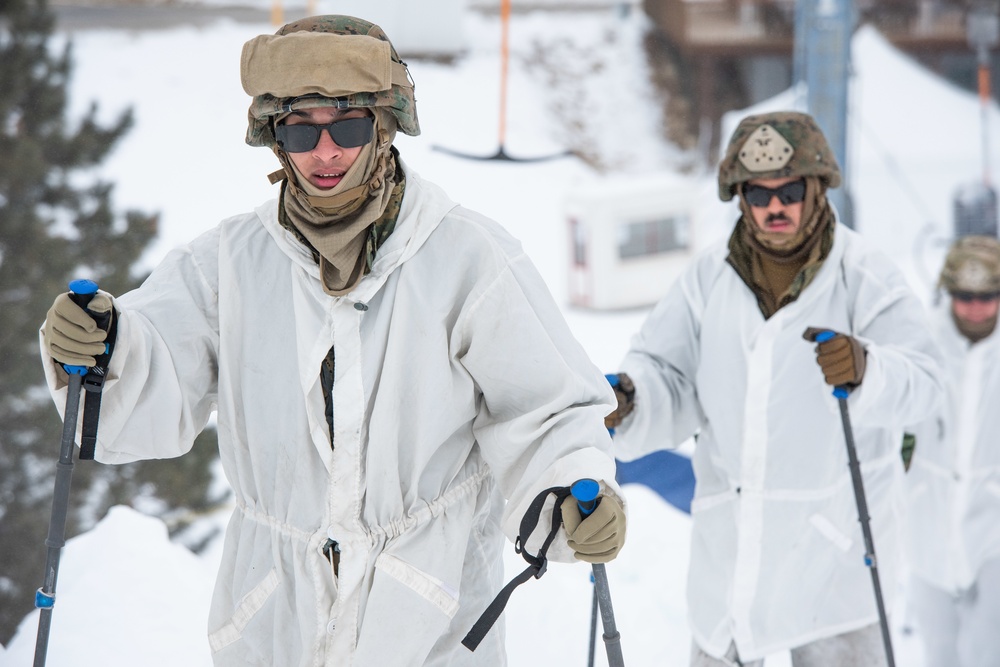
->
[939, 235, 1000, 293]
[243, 15, 419, 148]
[718, 111, 841, 201]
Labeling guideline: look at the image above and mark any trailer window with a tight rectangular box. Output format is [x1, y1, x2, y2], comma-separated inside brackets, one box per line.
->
[617, 215, 690, 259]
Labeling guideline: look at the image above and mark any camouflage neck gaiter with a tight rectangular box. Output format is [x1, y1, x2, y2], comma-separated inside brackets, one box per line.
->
[727, 176, 836, 318]
[276, 108, 398, 296]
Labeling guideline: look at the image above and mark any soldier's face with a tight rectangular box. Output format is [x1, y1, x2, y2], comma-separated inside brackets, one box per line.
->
[744, 176, 804, 239]
[951, 292, 1000, 324]
[281, 107, 372, 190]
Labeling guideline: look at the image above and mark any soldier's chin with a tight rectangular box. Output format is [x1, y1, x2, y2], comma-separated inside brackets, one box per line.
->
[766, 231, 796, 244]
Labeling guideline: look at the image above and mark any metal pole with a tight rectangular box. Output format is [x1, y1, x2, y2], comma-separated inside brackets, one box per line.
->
[833, 387, 896, 667]
[967, 2, 999, 187]
[800, 0, 856, 227]
[588, 578, 598, 667]
[32, 371, 85, 667]
[33, 279, 105, 666]
[498, 0, 511, 152]
[572, 479, 626, 667]
[591, 562, 625, 667]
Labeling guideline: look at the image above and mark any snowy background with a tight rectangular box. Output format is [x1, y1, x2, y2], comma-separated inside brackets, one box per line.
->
[3, 1, 999, 664]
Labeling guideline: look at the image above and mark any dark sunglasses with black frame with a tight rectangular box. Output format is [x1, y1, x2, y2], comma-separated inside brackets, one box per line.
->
[275, 116, 375, 153]
[742, 178, 807, 208]
[950, 290, 1000, 303]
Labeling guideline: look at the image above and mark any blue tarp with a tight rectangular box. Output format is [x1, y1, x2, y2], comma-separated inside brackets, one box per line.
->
[616, 450, 696, 514]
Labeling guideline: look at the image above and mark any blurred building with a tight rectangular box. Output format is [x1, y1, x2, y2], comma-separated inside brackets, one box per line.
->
[641, 0, 1000, 155]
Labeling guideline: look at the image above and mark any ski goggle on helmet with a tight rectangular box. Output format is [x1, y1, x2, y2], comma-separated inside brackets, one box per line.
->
[275, 116, 375, 152]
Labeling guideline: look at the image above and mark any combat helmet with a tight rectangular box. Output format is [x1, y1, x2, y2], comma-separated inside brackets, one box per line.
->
[242, 15, 420, 149]
[939, 235, 1000, 294]
[717, 111, 841, 202]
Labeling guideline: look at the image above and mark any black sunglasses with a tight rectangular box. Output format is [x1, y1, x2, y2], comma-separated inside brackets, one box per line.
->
[742, 179, 807, 208]
[951, 290, 1000, 303]
[275, 116, 375, 153]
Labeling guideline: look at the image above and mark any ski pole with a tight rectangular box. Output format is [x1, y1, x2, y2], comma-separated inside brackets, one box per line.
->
[587, 571, 598, 667]
[33, 279, 105, 667]
[571, 479, 625, 667]
[815, 330, 896, 667]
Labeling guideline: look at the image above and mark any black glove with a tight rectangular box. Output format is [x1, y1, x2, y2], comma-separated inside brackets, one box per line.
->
[604, 373, 635, 430]
[803, 327, 866, 387]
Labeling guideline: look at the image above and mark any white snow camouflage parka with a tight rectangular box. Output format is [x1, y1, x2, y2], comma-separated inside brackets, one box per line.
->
[42, 167, 620, 666]
[904, 302, 1000, 593]
[611, 222, 943, 661]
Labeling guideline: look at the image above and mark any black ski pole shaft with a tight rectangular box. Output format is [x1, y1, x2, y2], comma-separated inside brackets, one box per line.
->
[572, 479, 626, 667]
[833, 387, 896, 667]
[816, 330, 896, 667]
[33, 279, 101, 667]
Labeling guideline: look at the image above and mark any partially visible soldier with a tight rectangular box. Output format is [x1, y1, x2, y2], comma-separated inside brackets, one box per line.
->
[604, 111, 944, 666]
[38, 15, 625, 666]
[904, 236, 1000, 667]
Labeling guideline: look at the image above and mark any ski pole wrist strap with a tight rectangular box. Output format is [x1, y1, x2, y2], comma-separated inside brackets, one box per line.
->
[461, 485, 572, 652]
[79, 308, 118, 461]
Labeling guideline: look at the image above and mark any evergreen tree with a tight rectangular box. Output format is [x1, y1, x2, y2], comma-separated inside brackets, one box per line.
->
[0, 0, 226, 644]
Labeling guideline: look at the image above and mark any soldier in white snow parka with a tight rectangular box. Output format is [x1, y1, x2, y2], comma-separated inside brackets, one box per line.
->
[903, 236, 1000, 667]
[38, 15, 626, 666]
[604, 111, 944, 666]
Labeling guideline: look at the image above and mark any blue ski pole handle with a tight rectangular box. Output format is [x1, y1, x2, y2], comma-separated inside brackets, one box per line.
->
[63, 279, 108, 376]
[814, 330, 850, 399]
[570, 478, 626, 666]
[576, 478, 602, 667]
[571, 478, 601, 515]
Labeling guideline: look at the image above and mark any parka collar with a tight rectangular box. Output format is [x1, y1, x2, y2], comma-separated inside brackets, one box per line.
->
[255, 160, 458, 303]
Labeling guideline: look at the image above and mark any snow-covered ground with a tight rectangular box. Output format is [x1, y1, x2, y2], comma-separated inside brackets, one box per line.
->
[4, 2, 998, 664]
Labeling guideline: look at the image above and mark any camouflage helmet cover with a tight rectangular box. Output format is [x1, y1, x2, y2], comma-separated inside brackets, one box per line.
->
[245, 15, 420, 148]
[939, 235, 1000, 293]
[717, 111, 842, 201]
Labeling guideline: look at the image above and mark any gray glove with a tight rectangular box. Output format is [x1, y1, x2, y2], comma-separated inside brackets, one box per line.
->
[560, 487, 626, 563]
[42, 291, 114, 368]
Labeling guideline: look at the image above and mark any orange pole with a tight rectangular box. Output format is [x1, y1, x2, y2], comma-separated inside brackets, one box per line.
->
[498, 0, 510, 148]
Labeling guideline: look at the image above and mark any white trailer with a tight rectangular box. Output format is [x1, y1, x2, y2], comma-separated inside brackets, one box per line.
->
[566, 172, 699, 310]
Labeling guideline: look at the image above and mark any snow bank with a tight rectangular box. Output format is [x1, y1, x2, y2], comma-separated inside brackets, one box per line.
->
[1, 506, 216, 666]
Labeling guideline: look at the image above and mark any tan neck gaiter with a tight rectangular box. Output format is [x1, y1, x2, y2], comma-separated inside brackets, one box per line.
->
[277, 108, 398, 296]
